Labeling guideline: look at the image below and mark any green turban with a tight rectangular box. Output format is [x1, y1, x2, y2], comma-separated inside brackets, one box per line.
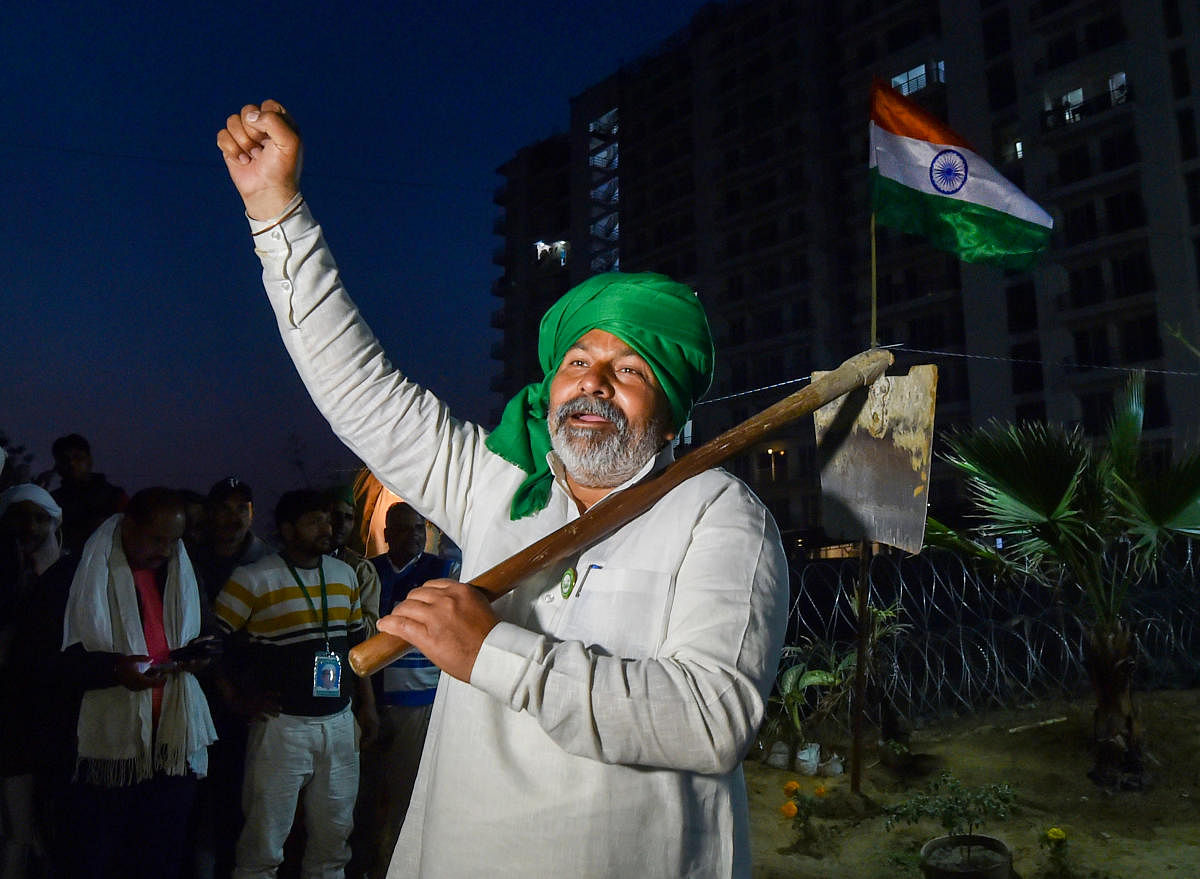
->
[485, 272, 714, 520]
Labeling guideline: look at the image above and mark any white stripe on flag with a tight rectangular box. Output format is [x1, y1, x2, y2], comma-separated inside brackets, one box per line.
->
[870, 123, 1052, 228]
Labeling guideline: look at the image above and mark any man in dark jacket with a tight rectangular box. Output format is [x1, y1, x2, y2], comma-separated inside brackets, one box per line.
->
[48, 433, 126, 556]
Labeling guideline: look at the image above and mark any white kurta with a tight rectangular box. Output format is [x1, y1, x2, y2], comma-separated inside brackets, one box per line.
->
[248, 202, 789, 878]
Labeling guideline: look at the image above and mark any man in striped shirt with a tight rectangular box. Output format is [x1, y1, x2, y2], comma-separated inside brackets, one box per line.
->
[215, 489, 377, 879]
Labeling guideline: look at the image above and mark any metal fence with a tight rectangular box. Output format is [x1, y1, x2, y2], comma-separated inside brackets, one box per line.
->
[772, 546, 1200, 735]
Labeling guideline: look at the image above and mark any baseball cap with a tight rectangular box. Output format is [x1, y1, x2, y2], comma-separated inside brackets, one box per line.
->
[207, 476, 253, 504]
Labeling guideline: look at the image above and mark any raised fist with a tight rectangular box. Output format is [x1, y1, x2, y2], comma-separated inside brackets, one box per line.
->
[216, 99, 303, 220]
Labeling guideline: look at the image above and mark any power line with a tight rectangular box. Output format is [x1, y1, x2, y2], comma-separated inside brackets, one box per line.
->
[698, 375, 813, 406]
[696, 343, 1200, 407]
[892, 345, 1200, 378]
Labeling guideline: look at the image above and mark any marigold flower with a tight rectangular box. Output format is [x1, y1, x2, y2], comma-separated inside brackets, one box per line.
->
[783, 780, 800, 796]
[1047, 827, 1066, 841]
[814, 784, 828, 797]
[780, 801, 798, 818]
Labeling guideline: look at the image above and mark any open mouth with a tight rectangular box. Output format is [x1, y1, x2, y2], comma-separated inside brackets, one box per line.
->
[569, 412, 613, 427]
[556, 397, 626, 433]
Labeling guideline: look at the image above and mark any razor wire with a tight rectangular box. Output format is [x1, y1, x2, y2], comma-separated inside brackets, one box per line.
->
[767, 546, 1200, 740]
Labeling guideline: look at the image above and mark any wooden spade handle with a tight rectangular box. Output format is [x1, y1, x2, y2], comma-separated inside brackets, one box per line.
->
[348, 347, 893, 676]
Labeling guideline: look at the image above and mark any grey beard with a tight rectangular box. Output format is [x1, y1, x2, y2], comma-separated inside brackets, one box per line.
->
[549, 396, 666, 488]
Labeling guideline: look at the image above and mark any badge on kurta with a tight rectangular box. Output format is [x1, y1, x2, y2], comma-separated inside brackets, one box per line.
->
[559, 567, 577, 599]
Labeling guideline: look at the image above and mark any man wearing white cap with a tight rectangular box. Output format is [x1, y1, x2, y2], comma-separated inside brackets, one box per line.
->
[0, 484, 64, 877]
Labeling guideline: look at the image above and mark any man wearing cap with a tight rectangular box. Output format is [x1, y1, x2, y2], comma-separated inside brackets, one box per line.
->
[191, 477, 271, 603]
[218, 102, 787, 878]
[0, 484, 64, 876]
[189, 476, 271, 879]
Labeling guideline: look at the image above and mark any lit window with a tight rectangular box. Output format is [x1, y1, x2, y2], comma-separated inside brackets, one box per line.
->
[589, 107, 619, 136]
[1108, 71, 1127, 103]
[891, 64, 928, 95]
[533, 240, 570, 266]
[1060, 88, 1084, 124]
[1014, 139, 1024, 159]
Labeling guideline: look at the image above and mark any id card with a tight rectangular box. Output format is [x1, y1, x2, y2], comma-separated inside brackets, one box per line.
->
[313, 651, 342, 698]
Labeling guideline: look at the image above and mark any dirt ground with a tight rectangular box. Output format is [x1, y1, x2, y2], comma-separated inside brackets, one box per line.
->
[745, 688, 1200, 878]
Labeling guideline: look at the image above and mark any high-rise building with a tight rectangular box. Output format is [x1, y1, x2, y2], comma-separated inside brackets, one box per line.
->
[490, 134, 572, 423]
[491, 0, 1200, 542]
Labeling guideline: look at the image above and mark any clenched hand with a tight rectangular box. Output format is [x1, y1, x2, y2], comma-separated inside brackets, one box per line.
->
[377, 579, 500, 683]
[216, 99, 302, 220]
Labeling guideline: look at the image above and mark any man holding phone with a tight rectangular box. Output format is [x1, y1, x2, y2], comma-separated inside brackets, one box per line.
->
[59, 487, 218, 879]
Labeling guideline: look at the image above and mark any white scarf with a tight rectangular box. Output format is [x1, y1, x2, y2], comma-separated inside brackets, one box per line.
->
[62, 514, 217, 785]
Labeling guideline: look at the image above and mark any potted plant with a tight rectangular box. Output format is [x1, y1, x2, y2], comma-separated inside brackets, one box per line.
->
[760, 637, 856, 771]
[885, 772, 1015, 878]
[764, 598, 910, 771]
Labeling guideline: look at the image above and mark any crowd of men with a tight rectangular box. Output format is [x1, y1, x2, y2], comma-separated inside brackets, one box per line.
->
[0, 435, 457, 879]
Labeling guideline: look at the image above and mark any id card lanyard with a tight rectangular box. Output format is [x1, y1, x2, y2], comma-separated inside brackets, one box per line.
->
[286, 560, 342, 698]
[286, 559, 330, 651]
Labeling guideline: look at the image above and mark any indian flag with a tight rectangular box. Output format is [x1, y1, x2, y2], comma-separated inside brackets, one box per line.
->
[870, 80, 1053, 270]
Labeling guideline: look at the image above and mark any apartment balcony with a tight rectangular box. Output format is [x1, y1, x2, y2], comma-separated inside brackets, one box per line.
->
[588, 114, 618, 138]
[489, 307, 507, 329]
[589, 144, 619, 172]
[491, 277, 509, 298]
[493, 183, 508, 206]
[492, 245, 508, 267]
[1040, 84, 1132, 134]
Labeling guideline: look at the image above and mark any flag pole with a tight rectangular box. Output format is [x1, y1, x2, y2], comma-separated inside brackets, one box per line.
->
[853, 214, 880, 795]
[869, 211, 878, 347]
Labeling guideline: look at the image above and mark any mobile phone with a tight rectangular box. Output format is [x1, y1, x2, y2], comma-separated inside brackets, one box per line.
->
[134, 660, 175, 675]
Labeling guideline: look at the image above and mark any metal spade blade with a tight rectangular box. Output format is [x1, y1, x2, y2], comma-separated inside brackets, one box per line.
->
[813, 364, 937, 554]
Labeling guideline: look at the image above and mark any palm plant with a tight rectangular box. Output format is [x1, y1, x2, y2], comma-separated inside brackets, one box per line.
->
[935, 373, 1200, 787]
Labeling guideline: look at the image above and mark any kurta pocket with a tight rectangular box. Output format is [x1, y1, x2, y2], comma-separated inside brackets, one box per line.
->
[552, 566, 673, 658]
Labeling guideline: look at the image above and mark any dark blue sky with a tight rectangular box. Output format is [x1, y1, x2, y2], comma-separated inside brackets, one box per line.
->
[2, 1, 710, 504]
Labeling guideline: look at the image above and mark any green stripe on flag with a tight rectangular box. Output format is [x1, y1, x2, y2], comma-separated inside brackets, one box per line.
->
[870, 171, 1052, 271]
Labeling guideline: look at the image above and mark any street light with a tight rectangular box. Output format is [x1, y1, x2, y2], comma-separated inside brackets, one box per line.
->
[766, 447, 785, 481]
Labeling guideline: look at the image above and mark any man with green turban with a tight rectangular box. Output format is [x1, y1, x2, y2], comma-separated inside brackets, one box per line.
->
[218, 100, 788, 879]
[486, 270, 715, 519]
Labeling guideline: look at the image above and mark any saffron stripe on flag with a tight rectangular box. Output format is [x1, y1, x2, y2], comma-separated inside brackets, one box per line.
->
[870, 82, 974, 151]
